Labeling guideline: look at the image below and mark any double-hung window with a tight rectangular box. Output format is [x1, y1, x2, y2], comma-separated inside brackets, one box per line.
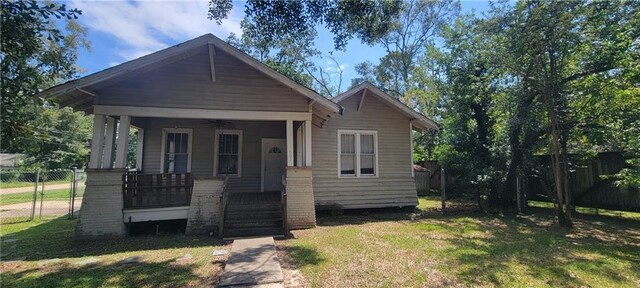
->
[338, 130, 378, 177]
[161, 128, 192, 173]
[215, 130, 242, 177]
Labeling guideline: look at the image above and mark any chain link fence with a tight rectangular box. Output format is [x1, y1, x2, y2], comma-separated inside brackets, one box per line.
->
[0, 169, 86, 222]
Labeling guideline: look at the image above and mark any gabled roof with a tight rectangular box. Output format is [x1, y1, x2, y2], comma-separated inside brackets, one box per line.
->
[333, 82, 439, 131]
[37, 34, 341, 114]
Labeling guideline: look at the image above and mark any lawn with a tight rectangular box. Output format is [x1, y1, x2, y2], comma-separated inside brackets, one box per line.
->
[1, 188, 84, 206]
[280, 198, 640, 287]
[1, 199, 638, 287]
[1, 217, 230, 287]
[1, 179, 73, 189]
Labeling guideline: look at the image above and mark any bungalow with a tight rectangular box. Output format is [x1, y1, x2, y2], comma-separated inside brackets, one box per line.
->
[39, 34, 438, 239]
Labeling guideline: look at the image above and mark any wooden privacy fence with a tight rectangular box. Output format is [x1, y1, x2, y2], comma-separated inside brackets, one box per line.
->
[414, 171, 430, 195]
[527, 152, 640, 212]
[123, 173, 193, 209]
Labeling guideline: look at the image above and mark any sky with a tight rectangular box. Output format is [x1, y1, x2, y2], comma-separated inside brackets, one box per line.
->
[69, 0, 492, 86]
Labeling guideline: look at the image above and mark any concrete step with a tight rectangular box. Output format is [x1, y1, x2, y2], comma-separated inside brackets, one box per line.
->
[225, 218, 282, 229]
[226, 205, 281, 213]
[224, 227, 284, 238]
[226, 210, 282, 220]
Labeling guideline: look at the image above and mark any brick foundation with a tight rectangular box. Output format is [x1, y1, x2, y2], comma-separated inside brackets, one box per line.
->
[75, 169, 126, 240]
[185, 178, 225, 235]
[286, 167, 316, 229]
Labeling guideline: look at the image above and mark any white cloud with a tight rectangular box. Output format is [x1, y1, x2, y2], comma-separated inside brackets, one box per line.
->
[72, 0, 243, 61]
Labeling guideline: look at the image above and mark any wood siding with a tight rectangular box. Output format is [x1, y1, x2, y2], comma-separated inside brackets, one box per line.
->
[312, 94, 418, 209]
[96, 48, 309, 112]
[140, 118, 285, 193]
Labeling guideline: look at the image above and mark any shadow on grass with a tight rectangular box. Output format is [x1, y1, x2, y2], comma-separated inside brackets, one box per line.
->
[1, 259, 200, 288]
[310, 198, 639, 286]
[284, 245, 325, 267]
[1, 216, 223, 261]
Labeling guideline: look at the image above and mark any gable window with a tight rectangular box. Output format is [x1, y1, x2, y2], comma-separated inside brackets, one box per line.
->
[338, 130, 378, 177]
[215, 130, 242, 177]
[161, 128, 192, 173]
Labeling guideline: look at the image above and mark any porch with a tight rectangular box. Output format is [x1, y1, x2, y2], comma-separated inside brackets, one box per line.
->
[76, 107, 317, 238]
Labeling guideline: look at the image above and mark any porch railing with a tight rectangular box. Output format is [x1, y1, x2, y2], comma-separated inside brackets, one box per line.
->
[122, 173, 193, 209]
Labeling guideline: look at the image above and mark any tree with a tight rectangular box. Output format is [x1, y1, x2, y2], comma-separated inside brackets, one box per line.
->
[1, 0, 89, 154]
[355, 0, 459, 99]
[500, 0, 639, 226]
[209, 0, 402, 50]
[21, 105, 92, 169]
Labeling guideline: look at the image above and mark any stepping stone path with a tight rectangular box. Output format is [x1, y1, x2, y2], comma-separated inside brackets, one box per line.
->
[76, 257, 101, 266]
[213, 249, 229, 256]
[219, 237, 284, 287]
[119, 256, 143, 265]
[175, 254, 192, 263]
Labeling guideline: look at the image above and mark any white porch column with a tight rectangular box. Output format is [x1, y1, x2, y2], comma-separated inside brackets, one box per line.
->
[305, 120, 312, 166]
[286, 119, 294, 166]
[102, 117, 117, 168]
[88, 114, 106, 169]
[136, 128, 144, 171]
[114, 115, 131, 168]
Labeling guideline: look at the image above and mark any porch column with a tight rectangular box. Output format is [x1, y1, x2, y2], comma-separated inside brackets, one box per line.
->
[102, 117, 117, 168]
[286, 119, 294, 166]
[114, 115, 131, 168]
[305, 120, 312, 166]
[136, 128, 144, 171]
[88, 114, 106, 169]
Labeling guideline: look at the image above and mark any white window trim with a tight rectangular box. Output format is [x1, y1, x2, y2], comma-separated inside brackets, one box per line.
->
[337, 130, 379, 178]
[160, 128, 193, 173]
[214, 129, 243, 177]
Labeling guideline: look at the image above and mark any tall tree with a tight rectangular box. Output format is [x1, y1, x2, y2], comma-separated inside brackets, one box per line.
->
[352, 0, 459, 101]
[209, 0, 402, 50]
[1, 0, 89, 153]
[502, 0, 639, 226]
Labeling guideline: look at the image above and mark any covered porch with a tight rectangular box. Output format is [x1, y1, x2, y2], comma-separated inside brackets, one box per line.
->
[79, 105, 318, 237]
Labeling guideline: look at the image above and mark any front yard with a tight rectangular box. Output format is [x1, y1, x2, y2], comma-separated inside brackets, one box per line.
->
[1, 199, 639, 287]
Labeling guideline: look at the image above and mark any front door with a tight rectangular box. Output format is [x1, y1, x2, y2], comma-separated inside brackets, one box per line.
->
[262, 138, 286, 192]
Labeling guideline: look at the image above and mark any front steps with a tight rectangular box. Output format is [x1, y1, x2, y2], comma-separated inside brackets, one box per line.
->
[223, 192, 283, 238]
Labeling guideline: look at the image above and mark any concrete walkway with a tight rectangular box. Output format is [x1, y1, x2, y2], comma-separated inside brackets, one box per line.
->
[219, 237, 284, 287]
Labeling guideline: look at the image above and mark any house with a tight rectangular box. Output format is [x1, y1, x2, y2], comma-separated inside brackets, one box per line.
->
[39, 34, 438, 239]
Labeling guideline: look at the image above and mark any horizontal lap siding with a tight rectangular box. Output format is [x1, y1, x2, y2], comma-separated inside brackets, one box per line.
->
[96, 48, 309, 112]
[312, 95, 418, 209]
[141, 119, 285, 193]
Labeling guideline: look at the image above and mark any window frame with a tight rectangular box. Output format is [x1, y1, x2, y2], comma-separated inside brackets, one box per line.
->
[337, 130, 379, 178]
[160, 128, 193, 174]
[214, 129, 243, 177]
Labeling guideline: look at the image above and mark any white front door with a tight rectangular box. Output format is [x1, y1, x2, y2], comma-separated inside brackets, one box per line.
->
[262, 138, 287, 192]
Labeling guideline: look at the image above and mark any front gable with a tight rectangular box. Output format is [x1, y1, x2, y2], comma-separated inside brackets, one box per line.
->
[95, 47, 310, 112]
[333, 82, 438, 131]
[39, 34, 341, 120]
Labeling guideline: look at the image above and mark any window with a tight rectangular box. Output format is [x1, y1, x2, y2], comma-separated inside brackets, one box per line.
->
[161, 128, 192, 173]
[215, 130, 242, 177]
[338, 130, 378, 177]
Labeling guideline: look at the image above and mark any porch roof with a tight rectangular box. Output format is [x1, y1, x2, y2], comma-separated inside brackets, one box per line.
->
[36, 34, 342, 118]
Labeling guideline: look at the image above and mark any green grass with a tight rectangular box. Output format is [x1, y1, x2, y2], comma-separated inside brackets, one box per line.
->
[1, 179, 72, 189]
[1, 188, 84, 206]
[281, 199, 640, 287]
[0, 217, 229, 287]
[528, 200, 640, 220]
[1, 199, 638, 287]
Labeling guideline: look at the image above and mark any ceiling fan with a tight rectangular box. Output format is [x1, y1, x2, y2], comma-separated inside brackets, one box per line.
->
[202, 119, 235, 129]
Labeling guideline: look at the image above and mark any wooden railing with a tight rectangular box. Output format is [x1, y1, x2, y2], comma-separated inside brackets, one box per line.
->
[218, 176, 230, 237]
[122, 173, 193, 209]
[281, 174, 288, 236]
